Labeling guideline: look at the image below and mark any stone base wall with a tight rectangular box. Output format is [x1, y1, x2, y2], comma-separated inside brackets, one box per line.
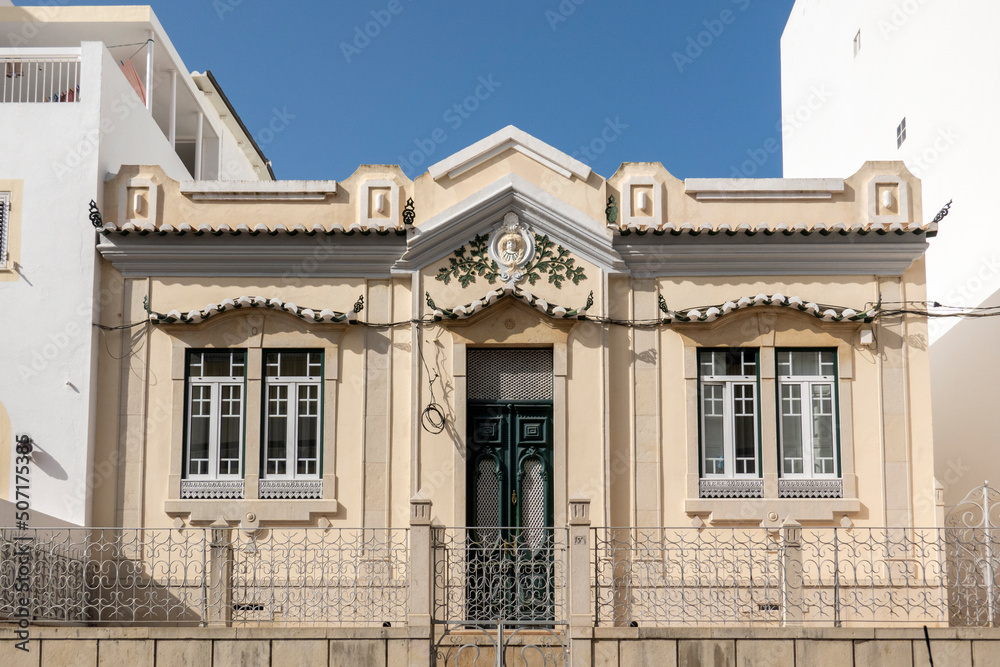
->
[1, 626, 999, 666]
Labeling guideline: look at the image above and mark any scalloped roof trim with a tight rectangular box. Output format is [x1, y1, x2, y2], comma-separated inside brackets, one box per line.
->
[148, 295, 362, 325]
[429, 283, 591, 321]
[614, 220, 937, 237]
[99, 221, 406, 237]
[663, 293, 877, 323]
[428, 288, 876, 324]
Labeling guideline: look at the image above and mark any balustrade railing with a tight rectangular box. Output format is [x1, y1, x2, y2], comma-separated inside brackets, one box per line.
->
[0, 527, 409, 626]
[1, 50, 82, 104]
[592, 526, 997, 627]
[0, 522, 995, 628]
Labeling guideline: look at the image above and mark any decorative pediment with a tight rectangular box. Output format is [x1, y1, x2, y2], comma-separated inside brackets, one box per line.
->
[392, 173, 625, 275]
[428, 125, 592, 181]
[434, 213, 587, 289]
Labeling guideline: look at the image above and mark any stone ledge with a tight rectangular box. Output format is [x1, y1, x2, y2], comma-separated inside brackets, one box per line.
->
[0, 625, 417, 640]
[163, 498, 339, 526]
[684, 497, 861, 522]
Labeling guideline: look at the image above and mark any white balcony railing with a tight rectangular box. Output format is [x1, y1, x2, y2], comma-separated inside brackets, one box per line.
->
[1, 49, 81, 104]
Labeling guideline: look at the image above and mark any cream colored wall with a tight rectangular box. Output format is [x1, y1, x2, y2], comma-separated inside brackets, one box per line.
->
[95, 151, 937, 531]
[607, 160, 922, 227]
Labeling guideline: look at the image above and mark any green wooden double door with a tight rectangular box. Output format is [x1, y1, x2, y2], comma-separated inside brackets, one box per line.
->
[466, 402, 555, 623]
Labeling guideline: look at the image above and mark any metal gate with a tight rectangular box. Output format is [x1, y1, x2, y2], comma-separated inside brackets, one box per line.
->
[946, 482, 1000, 626]
[433, 349, 568, 664]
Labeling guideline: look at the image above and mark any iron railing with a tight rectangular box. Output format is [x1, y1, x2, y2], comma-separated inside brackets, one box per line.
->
[0, 527, 408, 626]
[1, 50, 82, 103]
[1, 524, 996, 628]
[592, 527, 999, 627]
[431, 527, 569, 626]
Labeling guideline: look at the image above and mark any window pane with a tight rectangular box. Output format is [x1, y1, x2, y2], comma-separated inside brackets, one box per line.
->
[777, 350, 792, 376]
[188, 385, 211, 476]
[266, 351, 321, 378]
[266, 385, 288, 475]
[702, 385, 725, 474]
[203, 351, 240, 377]
[734, 384, 756, 474]
[700, 351, 721, 377]
[793, 351, 819, 376]
[307, 352, 322, 376]
[188, 351, 204, 376]
[297, 415, 318, 476]
[280, 352, 308, 377]
[218, 385, 242, 475]
[265, 352, 280, 377]
[297, 383, 319, 476]
[726, 350, 744, 376]
[812, 384, 836, 475]
[700, 349, 756, 377]
[818, 351, 835, 376]
[781, 384, 803, 475]
[780, 350, 835, 377]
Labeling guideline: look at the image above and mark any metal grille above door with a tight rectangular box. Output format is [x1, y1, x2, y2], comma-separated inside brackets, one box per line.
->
[467, 349, 553, 401]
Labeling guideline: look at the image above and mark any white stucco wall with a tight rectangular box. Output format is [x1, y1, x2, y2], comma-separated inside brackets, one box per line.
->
[214, 123, 263, 181]
[0, 41, 204, 525]
[0, 45, 102, 526]
[98, 46, 189, 182]
[781, 0, 1000, 509]
[781, 0, 1000, 341]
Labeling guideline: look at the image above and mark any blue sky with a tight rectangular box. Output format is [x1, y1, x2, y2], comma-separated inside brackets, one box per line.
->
[22, 0, 796, 181]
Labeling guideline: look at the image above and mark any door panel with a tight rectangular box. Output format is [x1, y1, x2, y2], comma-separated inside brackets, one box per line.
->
[467, 402, 553, 623]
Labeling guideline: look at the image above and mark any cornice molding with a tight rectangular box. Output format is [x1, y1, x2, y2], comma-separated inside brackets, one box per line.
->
[97, 233, 405, 277]
[614, 235, 929, 276]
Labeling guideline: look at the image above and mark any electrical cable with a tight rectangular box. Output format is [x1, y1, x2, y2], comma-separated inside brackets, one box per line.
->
[416, 335, 447, 434]
[99, 301, 1000, 332]
[95, 319, 151, 331]
[106, 39, 154, 62]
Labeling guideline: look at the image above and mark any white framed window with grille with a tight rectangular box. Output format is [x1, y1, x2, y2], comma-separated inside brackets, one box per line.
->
[263, 350, 322, 479]
[185, 350, 246, 480]
[777, 349, 839, 479]
[0, 192, 9, 269]
[699, 348, 760, 479]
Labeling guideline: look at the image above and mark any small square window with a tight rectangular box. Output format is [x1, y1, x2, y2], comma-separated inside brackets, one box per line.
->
[853, 30, 861, 57]
[896, 118, 907, 148]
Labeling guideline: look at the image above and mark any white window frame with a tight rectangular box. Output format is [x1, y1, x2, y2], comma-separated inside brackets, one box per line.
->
[699, 349, 760, 480]
[0, 192, 9, 269]
[777, 349, 840, 480]
[185, 350, 246, 481]
[262, 350, 322, 480]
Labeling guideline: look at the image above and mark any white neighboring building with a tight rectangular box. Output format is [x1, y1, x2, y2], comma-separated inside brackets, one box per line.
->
[0, 5, 270, 525]
[780, 0, 999, 509]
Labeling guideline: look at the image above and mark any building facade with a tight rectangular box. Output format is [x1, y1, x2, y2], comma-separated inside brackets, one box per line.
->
[780, 0, 998, 509]
[89, 126, 938, 533]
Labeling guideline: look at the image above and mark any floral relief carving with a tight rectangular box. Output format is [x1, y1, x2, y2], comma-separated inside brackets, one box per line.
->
[435, 232, 587, 289]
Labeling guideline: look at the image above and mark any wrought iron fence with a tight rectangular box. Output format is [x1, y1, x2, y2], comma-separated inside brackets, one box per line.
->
[431, 527, 569, 626]
[592, 526, 999, 627]
[1, 51, 82, 103]
[1, 523, 996, 628]
[0, 527, 408, 626]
